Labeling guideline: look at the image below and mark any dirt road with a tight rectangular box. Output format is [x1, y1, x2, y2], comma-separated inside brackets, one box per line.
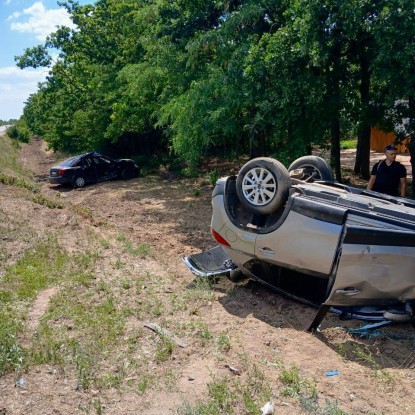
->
[1, 136, 415, 414]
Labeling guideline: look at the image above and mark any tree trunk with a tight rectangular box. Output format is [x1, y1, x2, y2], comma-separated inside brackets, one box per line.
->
[328, 44, 342, 182]
[330, 117, 341, 182]
[353, 48, 371, 179]
[249, 130, 266, 158]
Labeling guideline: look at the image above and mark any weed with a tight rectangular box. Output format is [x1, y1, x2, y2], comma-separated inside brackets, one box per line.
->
[207, 376, 234, 414]
[31, 194, 64, 209]
[73, 250, 100, 269]
[124, 241, 151, 257]
[184, 320, 212, 345]
[192, 188, 201, 197]
[279, 363, 317, 399]
[373, 368, 395, 384]
[115, 257, 125, 269]
[207, 170, 219, 186]
[155, 335, 174, 363]
[75, 348, 96, 390]
[116, 233, 126, 242]
[182, 166, 198, 178]
[216, 333, 231, 352]
[93, 399, 103, 415]
[98, 238, 110, 249]
[120, 279, 132, 290]
[137, 372, 155, 394]
[170, 293, 188, 312]
[0, 324, 24, 375]
[300, 396, 349, 415]
[185, 277, 215, 302]
[352, 344, 378, 368]
[0, 172, 37, 192]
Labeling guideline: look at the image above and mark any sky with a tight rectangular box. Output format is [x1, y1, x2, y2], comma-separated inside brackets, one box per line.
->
[0, 0, 93, 121]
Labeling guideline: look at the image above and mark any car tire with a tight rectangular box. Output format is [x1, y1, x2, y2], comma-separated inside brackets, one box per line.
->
[236, 157, 291, 214]
[121, 166, 136, 180]
[288, 156, 334, 182]
[73, 176, 86, 188]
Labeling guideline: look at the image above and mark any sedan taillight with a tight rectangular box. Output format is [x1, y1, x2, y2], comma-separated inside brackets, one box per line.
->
[59, 169, 65, 176]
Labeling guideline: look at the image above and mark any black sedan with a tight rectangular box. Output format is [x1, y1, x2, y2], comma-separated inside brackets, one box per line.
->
[48, 152, 139, 187]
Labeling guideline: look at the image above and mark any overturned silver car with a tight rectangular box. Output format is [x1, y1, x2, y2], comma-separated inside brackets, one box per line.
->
[183, 156, 415, 331]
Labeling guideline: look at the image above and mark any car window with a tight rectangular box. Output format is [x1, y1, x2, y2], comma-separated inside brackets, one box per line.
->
[60, 156, 82, 167]
[82, 157, 93, 168]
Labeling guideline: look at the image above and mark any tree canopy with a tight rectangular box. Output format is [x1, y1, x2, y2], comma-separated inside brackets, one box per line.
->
[16, 0, 415, 178]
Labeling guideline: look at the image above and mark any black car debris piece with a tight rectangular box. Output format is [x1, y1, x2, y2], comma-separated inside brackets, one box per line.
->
[48, 151, 139, 188]
[183, 156, 415, 331]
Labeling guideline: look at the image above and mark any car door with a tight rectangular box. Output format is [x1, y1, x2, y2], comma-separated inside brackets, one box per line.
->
[325, 224, 415, 306]
[254, 199, 345, 276]
[93, 156, 117, 181]
[80, 156, 97, 182]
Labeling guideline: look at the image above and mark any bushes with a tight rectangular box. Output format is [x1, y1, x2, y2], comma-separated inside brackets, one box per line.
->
[6, 120, 30, 143]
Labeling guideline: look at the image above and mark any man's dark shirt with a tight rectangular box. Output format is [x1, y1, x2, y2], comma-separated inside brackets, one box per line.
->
[371, 160, 406, 196]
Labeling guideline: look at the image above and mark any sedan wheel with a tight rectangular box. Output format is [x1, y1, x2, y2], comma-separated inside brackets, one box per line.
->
[121, 166, 136, 180]
[73, 176, 86, 188]
[236, 157, 291, 214]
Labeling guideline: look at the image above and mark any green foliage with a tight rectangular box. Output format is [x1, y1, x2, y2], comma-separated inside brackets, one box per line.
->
[6, 120, 30, 143]
[340, 139, 357, 150]
[0, 173, 37, 192]
[15, 0, 415, 171]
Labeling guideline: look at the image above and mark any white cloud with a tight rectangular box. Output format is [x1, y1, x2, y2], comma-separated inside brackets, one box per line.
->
[0, 66, 48, 120]
[8, 1, 76, 41]
[0, 65, 48, 79]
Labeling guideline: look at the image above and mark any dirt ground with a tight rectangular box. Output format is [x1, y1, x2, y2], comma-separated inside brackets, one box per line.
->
[1, 136, 415, 414]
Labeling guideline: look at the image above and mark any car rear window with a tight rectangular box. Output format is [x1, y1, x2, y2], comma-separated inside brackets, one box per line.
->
[59, 156, 82, 167]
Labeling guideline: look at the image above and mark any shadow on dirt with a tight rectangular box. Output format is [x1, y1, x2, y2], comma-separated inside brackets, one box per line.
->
[196, 276, 415, 371]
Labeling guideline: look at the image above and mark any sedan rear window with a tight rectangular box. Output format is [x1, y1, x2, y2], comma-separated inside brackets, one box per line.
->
[59, 156, 82, 167]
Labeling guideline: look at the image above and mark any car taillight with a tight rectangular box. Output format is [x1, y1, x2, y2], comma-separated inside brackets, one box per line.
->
[59, 169, 65, 176]
[211, 228, 230, 247]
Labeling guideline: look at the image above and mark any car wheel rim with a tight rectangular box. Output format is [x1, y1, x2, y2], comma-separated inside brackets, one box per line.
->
[75, 177, 85, 187]
[241, 167, 276, 206]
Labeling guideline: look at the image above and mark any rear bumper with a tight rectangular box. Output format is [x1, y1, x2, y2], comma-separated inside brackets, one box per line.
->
[48, 176, 71, 185]
[182, 245, 236, 277]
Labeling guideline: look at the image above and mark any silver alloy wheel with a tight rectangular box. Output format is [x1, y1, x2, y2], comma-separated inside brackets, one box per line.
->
[74, 176, 86, 187]
[241, 167, 277, 206]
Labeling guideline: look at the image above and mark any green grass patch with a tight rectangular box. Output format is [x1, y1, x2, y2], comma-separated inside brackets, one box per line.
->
[0, 172, 37, 192]
[340, 139, 357, 150]
[0, 133, 32, 179]
[0, 237, 71, 375]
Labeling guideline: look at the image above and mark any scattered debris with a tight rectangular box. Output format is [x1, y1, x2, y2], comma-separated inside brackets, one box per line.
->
[224, 364, 241, 376]
[144, 322, 188, 348]
[187, 376, 195, 381]
[261, 401, 274, 415]
[325, 370, 339, 376]
[15, 378, 26, 388]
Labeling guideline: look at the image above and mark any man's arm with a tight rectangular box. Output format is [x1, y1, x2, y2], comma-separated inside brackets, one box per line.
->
[400, 177, 406, 197]
[367, 175, 376, 190]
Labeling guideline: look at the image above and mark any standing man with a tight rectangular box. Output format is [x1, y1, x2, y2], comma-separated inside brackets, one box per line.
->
[367, 144, 407, 197]
[407, 136, 415, 197]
